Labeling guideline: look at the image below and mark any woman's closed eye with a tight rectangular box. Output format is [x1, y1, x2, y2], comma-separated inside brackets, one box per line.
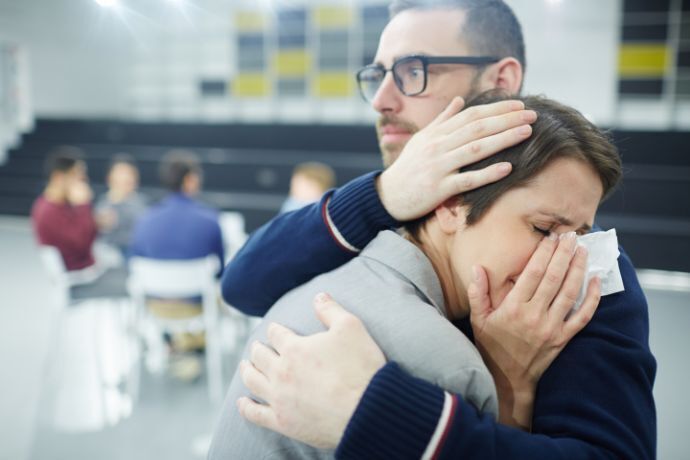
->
[532, 225, 553, 237]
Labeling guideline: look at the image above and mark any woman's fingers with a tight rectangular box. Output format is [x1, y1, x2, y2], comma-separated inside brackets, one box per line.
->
[531, 232, 579, 311]
[547, 245, 588, 325]
[563, 276, 602, 341]
[510, 235, 558, 303]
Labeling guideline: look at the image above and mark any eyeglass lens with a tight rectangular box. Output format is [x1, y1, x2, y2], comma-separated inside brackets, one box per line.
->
[357, 56, 427, 102]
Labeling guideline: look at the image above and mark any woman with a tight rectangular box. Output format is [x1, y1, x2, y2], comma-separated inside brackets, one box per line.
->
[209, 93, 621, 459]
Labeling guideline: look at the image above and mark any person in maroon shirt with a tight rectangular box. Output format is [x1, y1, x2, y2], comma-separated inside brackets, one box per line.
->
[31, 147, 98, 271]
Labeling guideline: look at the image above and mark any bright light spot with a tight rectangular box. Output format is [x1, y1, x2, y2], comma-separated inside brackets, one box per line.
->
[546, 0, 562, 4]
[95, 0, 118, 7]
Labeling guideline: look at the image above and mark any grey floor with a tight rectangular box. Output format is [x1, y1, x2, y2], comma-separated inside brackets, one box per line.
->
[1, 215, 688, 460]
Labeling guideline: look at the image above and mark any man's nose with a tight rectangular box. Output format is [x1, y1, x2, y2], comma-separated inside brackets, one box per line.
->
[371, 72, 403, 115]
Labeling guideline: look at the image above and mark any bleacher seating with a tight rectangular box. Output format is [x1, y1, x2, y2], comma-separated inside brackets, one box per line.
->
[1, 119, 688, 272]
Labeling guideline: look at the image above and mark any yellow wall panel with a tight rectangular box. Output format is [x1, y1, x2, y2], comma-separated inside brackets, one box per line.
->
[274, 50, 310, 77]
[314, 72, 354, 97]
[314, 6, 353, 28]
[618, 44, 670, 78]
[232, 74, 270, 97]
[235, 11, 265, 32]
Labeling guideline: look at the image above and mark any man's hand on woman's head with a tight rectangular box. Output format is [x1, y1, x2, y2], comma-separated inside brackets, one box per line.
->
[377, 97, 537, 222]
[237, 293, 385, 449]
[468, 232, 602, 430]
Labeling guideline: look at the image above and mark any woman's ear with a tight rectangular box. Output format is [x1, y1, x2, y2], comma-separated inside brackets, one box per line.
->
[434, 198, 467, 234]
[478, 57, 523, 95]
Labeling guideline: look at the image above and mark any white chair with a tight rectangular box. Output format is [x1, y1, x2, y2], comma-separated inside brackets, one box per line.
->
[38, 245, 133, 431]
[219, 211, 248, 263]
[127, 255, 223, 403]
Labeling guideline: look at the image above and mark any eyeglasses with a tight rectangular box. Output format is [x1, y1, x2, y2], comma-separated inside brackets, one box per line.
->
[356, 54, 500, 102]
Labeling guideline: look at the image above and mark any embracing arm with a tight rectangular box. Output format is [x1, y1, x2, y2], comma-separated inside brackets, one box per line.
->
[337, 250, 656, 460]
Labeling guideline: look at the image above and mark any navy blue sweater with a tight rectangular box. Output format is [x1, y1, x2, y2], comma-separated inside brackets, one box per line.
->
[221, 172, 657, 459]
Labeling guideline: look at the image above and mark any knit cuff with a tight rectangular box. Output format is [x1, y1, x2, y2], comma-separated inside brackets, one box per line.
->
[326, 171, 401, 252]
[336, 362, 451, 460]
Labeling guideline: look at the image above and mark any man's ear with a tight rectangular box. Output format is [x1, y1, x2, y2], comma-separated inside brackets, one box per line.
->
[434, 198, 467, 235]
[479, 57, 523, 95]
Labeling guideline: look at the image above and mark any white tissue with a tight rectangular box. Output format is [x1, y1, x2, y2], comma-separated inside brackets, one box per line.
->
[571, 228, 625, 314]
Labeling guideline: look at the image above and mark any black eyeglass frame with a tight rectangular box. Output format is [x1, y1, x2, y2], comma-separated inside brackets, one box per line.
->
[355, 54, 501, 101]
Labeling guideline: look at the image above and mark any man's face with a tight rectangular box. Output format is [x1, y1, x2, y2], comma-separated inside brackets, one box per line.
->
[372, 9, 491, 166]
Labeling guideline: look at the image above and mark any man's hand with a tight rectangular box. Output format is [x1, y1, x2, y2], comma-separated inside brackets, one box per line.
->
[469, 232, 601, 430]
[66, 180, 93, 206]
[237, 293, 386, 449]
[378, 97, 537, 221]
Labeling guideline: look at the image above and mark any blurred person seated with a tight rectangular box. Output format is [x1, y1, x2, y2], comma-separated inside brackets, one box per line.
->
[130, 149, 225, 379]
[280, 162, 336, 213]
[95, 154, 148, 257]
[31, 146, 128, 296]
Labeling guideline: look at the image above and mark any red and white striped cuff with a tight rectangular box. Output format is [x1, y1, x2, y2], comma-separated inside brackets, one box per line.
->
[322, 196, 360, 253]
[422, 391, 458, 460]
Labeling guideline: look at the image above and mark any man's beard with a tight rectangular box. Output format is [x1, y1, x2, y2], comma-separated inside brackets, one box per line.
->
[376, 116, 419, 168]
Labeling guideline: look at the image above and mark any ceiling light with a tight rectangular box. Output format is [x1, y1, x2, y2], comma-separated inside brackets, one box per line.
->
[95, 0, 119, 7]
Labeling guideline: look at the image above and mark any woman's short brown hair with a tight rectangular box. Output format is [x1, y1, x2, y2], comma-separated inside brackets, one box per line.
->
[406, 91, 622, 237]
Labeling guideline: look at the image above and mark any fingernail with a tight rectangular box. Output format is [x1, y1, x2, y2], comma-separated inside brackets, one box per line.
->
[497, 162, 512, 174]
[510, 100, 524, 110]
[522, 110, 537, 121]
[517, 125, 531, 135]
[559, 231, 576, 241]
[472, 265, 480, 282]
[315, 292, 331, 303]
[548, 232, 558, 241]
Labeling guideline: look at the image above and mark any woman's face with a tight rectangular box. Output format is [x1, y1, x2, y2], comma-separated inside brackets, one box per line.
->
[448, 157, 604, 315]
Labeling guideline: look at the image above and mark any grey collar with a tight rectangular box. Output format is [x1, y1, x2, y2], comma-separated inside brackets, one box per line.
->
[360, 230, 448, 318]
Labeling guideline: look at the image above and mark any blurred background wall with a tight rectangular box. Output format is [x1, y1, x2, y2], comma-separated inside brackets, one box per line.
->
[0, 0, 688, 127]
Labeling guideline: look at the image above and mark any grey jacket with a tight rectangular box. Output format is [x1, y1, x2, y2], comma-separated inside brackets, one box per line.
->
[208, 230, 497, 459]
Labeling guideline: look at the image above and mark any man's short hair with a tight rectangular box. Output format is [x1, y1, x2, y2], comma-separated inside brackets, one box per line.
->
[159, 149, 201, 192]
[43, 146, 84, 178]
[389, 0, 526, 76]
[292, 162, 336, 191]
[405, 91, 622, 237]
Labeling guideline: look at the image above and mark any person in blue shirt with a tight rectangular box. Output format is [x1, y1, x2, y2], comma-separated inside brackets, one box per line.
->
[130, 149, 224, 271]
[219, 1, 656, 459]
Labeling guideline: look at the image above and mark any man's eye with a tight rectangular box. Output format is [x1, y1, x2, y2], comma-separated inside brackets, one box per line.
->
[533, 226, 551, 237]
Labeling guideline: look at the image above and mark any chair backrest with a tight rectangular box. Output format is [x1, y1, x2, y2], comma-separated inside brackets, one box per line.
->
[128, 255, 219, 299]
[219, 211, 248, 261]
[38, 245, 70, 310]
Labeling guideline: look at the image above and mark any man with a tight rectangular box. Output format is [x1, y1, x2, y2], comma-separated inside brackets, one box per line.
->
[130, 149, 224, 269]
[222, 1, 656, 459]
[32, 146, 98, 271]
[130, 150, 224, 378]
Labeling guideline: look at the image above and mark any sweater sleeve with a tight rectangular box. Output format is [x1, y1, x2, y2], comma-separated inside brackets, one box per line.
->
[221, 171, 400, 316]
[337, 249, 656, 460]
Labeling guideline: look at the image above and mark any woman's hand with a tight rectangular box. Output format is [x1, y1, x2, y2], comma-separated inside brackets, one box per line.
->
[237, 293, 386, 449]
[468, 232, 601, 430]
